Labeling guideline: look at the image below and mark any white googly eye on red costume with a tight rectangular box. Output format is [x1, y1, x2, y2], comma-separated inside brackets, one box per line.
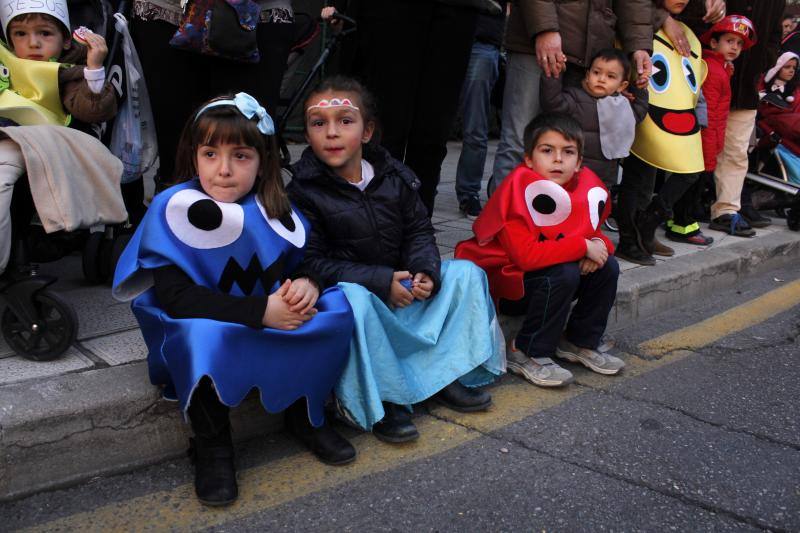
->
[587, 187, 609, 230]
[524, 180, 572, 227]
[256, 199, 306, 248]
[166, 189, 243, 249]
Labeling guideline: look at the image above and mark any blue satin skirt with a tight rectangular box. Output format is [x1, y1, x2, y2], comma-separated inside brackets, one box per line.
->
[133, 287, 354, 427]
[335, 260, 506, 430]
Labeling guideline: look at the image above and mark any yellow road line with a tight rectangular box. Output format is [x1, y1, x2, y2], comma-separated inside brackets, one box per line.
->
[639, 278, 800, 357]
[27, 279, 800, 532]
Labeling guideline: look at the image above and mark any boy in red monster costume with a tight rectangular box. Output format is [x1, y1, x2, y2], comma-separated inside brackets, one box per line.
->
[456, 113, 624, 388]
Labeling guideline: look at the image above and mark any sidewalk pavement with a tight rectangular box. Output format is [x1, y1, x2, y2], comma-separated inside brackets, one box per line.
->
[1, 141, 799, 501]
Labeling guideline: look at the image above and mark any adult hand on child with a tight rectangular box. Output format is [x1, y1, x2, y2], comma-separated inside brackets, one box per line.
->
[703, 0, 726, 24]
[585, 239, 609, 266]
[578, 257, 601, 275]
[283, 277, 319, 314]
[389, 271, 414, 308]
[631, 50, 652, 89]
[264, 280, 316, 330]
[411, 272, 434, 301]
[83, 31, 108, 70]
[663, 16, 692, 57]
[535, 31, 567, 78]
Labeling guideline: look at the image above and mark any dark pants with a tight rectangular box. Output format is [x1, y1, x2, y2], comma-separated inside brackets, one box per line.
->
[187, 377, 231, 443]
[351, 1, 477, 216]
[131, 20, 293, 183]
[500, 258, 619, 358]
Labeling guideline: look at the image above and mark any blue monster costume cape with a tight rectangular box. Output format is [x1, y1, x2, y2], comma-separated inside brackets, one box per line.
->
[112, 180, 354, 426]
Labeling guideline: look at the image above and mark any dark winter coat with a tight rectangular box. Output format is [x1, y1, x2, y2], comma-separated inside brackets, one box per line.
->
[504, 0, 653, 68]
[540, 76, 648, 185]
[676, 0, 786, 110]
[287, 144, 441, 303]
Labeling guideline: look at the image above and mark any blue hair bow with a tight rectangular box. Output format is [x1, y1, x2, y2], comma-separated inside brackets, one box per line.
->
[195, 92, 275, 135]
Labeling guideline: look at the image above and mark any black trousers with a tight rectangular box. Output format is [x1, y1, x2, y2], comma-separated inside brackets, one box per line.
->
[351, 1, 477, 216]
[619, 154, 700, 221]
[500, 258, 619, 358]
[131, 20, 293, 183]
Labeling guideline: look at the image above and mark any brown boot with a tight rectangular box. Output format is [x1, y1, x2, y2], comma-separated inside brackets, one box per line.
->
[647, 236, 674, 257]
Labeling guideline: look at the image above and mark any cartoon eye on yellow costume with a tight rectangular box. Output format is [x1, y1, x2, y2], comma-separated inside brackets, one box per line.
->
[0, 42, 69, 126]
[630, 21, 708, 174]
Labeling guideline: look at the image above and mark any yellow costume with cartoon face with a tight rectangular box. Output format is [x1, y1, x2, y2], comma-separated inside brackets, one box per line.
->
[630, 22, 708, 173]
[0, 43, 69, 126]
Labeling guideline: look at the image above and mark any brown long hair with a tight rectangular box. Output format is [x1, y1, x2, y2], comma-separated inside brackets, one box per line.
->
[174, 96, 290, 219]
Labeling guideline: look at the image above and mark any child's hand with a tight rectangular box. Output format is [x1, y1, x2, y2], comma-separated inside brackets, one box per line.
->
[389, 271, 414, 308]
[320, 6, 343, 33]
[84, 31, 108, 70]
[578, 257, 600, 275]
[263, 280, 316, 330]
[585, 239, 609, 265]
[282, 277, 319, 314]
[411, 272, 434, 301]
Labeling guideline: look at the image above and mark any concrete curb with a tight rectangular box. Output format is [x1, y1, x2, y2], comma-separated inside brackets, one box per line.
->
[2, 231, 800, 501]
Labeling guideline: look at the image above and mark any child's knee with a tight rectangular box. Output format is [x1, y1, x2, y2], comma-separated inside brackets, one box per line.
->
[550, 261, 582, 290]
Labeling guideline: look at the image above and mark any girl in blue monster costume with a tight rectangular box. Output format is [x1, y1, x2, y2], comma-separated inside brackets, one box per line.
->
[112, 93, 355, 507]
[288, 77, 505, 444]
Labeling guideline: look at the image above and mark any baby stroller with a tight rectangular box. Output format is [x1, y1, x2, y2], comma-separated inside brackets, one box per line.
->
[745, 116, 800, 231]
[0, 0, 152, 360]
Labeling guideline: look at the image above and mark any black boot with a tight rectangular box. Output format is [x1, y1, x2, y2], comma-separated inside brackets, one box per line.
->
[372, 402, 419, 443]
[636, 198, 674, 257]
[433, 381, 492, 412]
[187, 378, 237, 506]
[285, 400, 356, 466]
[615, 210, 655, 266]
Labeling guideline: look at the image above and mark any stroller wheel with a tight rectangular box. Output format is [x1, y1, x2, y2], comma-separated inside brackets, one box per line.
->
[604, 218, 619, 232]
[98, 238, 115, 282]
[1, 289, 78, 361]
[82, 232, 104, 283]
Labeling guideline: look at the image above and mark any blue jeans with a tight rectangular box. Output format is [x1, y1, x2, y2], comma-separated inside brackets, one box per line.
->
[490, 52, 542, 191]
[455, 42, 500, 203]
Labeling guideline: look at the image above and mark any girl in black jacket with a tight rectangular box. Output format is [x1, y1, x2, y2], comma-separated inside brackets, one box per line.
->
[288, 76, 505, 444]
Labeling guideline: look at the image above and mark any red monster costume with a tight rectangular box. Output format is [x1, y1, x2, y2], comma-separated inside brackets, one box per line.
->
[455, 165, 614, 302]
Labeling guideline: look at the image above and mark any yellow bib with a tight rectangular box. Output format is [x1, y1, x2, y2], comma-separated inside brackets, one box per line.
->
[0, 43, 69, 126]
[630, 22, 708, 174]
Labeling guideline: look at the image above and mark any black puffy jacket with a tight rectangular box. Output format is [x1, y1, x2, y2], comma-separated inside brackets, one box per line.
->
[287, 144, 441, 302]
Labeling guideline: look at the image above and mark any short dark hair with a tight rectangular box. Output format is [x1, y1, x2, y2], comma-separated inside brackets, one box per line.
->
[523, 113, 584, 157]
[590, 48, 631, 79]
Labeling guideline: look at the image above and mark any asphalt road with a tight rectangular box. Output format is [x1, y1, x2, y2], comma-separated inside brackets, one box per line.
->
[2, 264, 799, 532]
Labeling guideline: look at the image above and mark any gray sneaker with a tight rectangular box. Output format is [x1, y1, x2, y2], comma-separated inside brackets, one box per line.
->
[507, 341, 574, 387]
[556, 338, 625, 375]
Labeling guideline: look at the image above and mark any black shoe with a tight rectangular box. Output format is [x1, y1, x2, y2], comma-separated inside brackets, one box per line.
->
[189, 436, 238, 507]
[433, 381, 492, 412]
[740, 205, 772, 228]
[709, 213, 756, 237]
[372, 402, 419, 443]
[615, 240, 656, 266]
[459, 197, 482, 220]
[285, 403, 356, 466]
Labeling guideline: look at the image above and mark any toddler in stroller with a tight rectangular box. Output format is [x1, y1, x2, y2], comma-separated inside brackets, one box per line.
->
[0, 0, 128, 360]
[746, 51, 800, 231]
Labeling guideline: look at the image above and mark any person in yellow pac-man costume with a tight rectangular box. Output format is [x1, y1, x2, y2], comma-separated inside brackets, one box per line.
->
[630, 22, 708, 174]
[0, 42, 70, 126]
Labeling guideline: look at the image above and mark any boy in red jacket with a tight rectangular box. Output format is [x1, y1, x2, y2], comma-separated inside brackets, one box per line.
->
[456, 113, 624, 388]
[700, 15, 758, 235]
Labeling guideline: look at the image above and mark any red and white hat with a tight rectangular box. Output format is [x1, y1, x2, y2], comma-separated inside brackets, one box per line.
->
[700, 14, 757, 50]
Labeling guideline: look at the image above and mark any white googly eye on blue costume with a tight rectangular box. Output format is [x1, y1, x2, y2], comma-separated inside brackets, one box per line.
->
[165, 189, 244, 249]
[257, 199, 306, 248]
[587, 187, 609, 230]
[524, 180, 572, 227]
[681, 57, 698, 93]
[650, 53, 671, 94]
